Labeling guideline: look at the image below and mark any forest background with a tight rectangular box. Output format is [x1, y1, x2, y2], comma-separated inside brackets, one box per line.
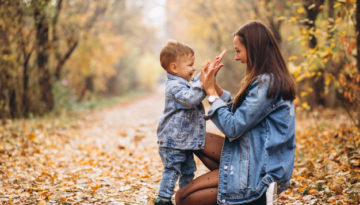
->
[0, 0, 359, 123]
[0, 0, 359, 204]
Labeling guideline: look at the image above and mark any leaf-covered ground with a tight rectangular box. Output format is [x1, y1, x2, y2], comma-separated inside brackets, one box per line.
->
[0, 88, 359, 204]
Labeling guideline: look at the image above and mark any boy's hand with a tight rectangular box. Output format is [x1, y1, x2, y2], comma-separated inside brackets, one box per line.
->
[200, 61, 210, 86]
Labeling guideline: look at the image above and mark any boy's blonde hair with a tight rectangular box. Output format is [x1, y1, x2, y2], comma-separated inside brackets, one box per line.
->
[160, 40, 194, 70]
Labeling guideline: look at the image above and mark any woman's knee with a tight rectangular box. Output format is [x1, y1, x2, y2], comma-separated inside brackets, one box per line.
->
[175, 189, 185, 205]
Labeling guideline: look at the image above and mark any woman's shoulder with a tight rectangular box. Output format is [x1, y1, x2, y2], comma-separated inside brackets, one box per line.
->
[250, 73, 272, 88]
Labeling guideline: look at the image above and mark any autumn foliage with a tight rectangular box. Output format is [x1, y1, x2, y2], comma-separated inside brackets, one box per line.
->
[0, 0, 360, 204]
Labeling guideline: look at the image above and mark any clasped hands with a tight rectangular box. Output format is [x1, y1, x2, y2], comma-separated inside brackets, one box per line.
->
[200, 50, 227, 96]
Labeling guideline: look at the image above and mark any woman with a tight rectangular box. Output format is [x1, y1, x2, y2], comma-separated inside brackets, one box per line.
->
[175, 21, 296, 205]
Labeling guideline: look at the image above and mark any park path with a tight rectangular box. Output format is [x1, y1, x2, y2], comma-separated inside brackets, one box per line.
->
[2, 86, 357, 204]
[0, 86, 218, 204]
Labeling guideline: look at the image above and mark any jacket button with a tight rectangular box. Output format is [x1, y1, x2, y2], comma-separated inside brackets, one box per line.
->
[222, 199, 226, 203]
[224, 166, 228, 170]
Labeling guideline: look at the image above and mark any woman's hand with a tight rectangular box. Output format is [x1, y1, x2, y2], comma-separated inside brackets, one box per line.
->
[209, 50, 227, 77]
[203, 63, 223, 96]
[202, 50, 226, 96]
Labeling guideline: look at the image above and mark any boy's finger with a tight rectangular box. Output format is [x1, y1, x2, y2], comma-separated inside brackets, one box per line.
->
[202, 61, 210, 72]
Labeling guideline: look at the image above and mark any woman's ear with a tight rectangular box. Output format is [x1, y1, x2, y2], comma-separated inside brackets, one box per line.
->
[168, 62, 177, 74]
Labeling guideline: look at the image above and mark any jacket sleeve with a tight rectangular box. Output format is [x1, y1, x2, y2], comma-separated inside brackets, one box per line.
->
[169, 80, 206, 108]
[220, 89, 232, 102]
[208, 75, 274, 141]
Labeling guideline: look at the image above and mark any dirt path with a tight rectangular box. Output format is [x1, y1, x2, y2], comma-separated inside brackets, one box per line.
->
[2, 87, 359, 204]
[0, 87, 219, 204]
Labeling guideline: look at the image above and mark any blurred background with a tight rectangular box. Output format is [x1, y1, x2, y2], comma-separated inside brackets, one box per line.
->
[0, 0, 359, 126]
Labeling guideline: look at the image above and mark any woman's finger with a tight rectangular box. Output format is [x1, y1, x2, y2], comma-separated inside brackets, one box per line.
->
[212, 50, 227, 67]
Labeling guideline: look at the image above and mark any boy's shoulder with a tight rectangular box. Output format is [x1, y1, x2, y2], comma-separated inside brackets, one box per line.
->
[166, 73, 190, 88]
[165, 79, 189, 94]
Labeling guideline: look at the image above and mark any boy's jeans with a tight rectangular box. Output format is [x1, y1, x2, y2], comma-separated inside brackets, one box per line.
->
[158, 147, 197, 199]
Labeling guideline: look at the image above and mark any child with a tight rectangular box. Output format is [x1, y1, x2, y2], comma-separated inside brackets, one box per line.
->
[155, 40, 206, 205]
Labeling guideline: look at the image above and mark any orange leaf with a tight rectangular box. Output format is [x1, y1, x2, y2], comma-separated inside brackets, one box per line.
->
[92, 184, 100, 192]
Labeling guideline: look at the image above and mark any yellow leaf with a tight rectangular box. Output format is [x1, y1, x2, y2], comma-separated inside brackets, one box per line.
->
[296, 75, 304, 82]
[290, 17, 297, 23]
[334, 3, 342, 8]
[302, 102, 310, 110]
[277, 16, 286, 21]
[297, 8, 304, 14]
[288, 56, 298, 61]
[325, 74, 332, 86]
[300, 92, 308, 97]
[287, 36, 294, 41]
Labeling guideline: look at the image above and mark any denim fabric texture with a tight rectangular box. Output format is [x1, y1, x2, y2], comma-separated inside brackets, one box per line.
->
[157, 73, 206, 150]
[207, 74, 296, 205]
[158, 147, 196, 199]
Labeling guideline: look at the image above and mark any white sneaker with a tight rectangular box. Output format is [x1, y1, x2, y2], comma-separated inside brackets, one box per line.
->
[266, 182, 277, 205]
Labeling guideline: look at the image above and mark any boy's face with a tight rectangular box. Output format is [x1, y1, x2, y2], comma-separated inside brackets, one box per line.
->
[171, 54, 195, 81]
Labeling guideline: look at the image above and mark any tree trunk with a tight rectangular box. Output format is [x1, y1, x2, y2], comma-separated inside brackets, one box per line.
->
[269, 20, 282, 45]
[303, 0, 325, 107]
[324, 0, 336, 107]
[33, 0, 54, 113]
[303, 0, 324, 49]
[357, 0, 360, 74]
[356, 0, 360, 126]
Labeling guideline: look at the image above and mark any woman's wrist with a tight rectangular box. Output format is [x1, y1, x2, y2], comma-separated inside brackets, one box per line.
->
[206, 89, 217, 96]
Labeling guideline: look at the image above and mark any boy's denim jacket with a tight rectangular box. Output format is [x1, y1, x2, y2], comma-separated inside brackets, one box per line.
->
[207, 74, 296, 204]
[157, 73, 207, 150]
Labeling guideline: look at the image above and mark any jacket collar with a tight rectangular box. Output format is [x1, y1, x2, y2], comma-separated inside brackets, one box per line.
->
[167, 72, 191, 86]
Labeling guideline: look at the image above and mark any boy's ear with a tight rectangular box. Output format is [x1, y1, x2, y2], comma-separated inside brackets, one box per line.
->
[168, 62, 177, 74]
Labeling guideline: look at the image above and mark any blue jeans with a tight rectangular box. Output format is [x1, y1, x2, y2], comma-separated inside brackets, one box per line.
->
[158, 147, 196, 199]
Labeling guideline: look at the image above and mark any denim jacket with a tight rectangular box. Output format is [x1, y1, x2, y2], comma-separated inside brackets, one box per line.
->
[207, 74, 296, 204]
[157, 73, 207, 150]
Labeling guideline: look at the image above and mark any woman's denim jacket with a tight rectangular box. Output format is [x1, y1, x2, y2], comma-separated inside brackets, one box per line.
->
[157, 73, 207, 150]
[207, 74, 296, 204]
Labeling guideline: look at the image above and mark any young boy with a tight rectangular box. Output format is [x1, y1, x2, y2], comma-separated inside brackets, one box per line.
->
[155, 40, 206, 205]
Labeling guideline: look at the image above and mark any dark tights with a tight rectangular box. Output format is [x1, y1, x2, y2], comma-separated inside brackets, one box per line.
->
[175, 132, 267, 205]
[175, 133, 223, 205]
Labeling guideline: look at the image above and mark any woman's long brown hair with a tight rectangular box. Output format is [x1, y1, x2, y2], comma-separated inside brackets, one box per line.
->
[233, 21, 296, 108]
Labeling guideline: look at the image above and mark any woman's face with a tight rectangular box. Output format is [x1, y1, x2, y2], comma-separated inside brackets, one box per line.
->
[233, 35, 247, 64]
